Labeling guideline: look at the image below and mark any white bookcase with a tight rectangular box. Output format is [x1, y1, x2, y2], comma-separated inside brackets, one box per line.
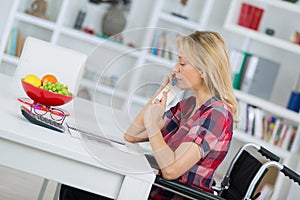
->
[1, 0, 300, 199]
[224, 0, 300, 199]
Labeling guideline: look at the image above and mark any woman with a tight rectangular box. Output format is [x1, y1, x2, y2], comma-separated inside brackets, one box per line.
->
[125, 30, 238, 199]
[60, 31, 237, 200]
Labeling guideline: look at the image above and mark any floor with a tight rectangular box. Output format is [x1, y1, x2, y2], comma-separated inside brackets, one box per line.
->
[0, 165, 57, 200]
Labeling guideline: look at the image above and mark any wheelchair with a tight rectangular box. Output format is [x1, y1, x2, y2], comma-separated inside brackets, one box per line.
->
[150, 143, 300, 200]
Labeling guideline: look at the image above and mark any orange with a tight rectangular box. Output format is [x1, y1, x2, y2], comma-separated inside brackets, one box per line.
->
[41, 74, 58, 85]
[23, 74, 41, 87]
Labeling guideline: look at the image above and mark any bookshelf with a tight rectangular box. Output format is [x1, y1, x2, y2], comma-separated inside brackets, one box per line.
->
[224, 0, 300, 54]
[0, 0, 215, 112]
[225, 0, 300, 199]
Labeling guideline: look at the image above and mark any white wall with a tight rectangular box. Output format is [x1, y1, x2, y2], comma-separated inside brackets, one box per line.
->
[0, 2, 14, 40]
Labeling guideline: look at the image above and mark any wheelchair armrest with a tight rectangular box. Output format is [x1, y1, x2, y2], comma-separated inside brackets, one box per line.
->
[154, 176, 225, 200]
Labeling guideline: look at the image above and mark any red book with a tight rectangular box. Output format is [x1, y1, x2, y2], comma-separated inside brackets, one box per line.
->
[249, 7, 264, 31]
[245, 6, 257, 28]
[238, 3, 253, 27]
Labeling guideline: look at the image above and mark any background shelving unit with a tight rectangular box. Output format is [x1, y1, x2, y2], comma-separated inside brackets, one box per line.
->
[1, 0, 300, 199]
[224, 0, 300, 199]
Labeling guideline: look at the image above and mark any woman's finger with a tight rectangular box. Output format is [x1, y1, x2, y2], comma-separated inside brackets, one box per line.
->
[161, 91, 168, 108]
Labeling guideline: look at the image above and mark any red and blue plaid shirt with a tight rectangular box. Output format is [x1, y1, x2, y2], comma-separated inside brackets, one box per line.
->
[150, 96, 233, 200]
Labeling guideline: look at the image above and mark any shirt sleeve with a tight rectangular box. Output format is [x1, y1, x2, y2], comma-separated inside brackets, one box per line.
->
[182, 106, 230, 158]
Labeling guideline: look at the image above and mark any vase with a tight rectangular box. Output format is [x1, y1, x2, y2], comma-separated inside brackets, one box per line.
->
[102, 3, 126, 37]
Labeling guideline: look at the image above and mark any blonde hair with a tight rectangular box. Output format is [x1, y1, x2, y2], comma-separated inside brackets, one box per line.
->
[176, 31, 238, 122]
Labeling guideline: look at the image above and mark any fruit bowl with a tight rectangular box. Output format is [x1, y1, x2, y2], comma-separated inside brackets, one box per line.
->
[21, 79, 73, 106]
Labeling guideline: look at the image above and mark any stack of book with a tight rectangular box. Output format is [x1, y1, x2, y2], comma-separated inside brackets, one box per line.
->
[5, 27, 25, 57]
[238, 2, 264, 31]
[150, 30, 178, 61]
[237, 100, 300, 152]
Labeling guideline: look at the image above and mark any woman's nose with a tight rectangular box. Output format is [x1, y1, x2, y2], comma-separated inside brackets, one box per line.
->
[173, 63, 180, 73]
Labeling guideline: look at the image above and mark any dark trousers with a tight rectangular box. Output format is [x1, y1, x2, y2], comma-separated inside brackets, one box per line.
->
[59, 185, 113, 200]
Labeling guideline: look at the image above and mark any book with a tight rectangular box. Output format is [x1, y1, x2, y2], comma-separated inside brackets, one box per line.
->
[254, 107, 264, 139]
[287, 126, 298, 151]
[232, 51, 251, 89]
[5, 31, 12, 54]
[246, 105, 255, 135]
[270, 119, 281, 144]
[281, 125, 295, 150]
[266, 116, 276, 142]
[273, 121, 285, 145]
[238, 3, 252, 27]
[249, 7, 264, 31]
[15, 31, 24, 57]
[240, 54, 280, 101]
[245, 5, 256, 28]
[237, 3, 264, 31]
[9, 27, 19, 56]
[289, 126, 300, 153]
[240, 55, 259, 93]
[277, 124, 289, 147]
[151, 30, 161, 55]
[261, 115, 268, 141]
[237, 100, 248, 132]
[156, 31, 165, 57]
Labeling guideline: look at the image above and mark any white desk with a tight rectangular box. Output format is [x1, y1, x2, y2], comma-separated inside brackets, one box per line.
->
[0, 74, 155, 200]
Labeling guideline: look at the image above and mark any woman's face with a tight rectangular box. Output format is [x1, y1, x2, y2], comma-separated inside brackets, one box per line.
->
[173, 55, 203, 91]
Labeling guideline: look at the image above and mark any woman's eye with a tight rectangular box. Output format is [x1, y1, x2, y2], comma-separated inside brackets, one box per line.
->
[180, 63, 185, 66]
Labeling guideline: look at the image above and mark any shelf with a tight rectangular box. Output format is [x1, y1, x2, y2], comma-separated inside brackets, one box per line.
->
[60, 27, 141, 59]
[81, 78, 150, 105]
[145, 53, 176, 68]
[234, 89, 300, 124]
[224, 24, 300, 54]
[80, 78, 128, 99]
[2, 54, 19, 65]
[129, 94, 148, 105]
[233, 129, 291, 159]
[15, 12, 56, 30]
[253, 0, 300, 14]
[159, 12, 199, 30]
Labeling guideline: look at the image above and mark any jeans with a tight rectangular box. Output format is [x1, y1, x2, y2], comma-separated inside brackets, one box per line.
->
[59, 185, 113, 200]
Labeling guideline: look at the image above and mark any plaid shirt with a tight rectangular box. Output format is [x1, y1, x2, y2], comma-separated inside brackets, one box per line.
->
[150, 96, 233, 200]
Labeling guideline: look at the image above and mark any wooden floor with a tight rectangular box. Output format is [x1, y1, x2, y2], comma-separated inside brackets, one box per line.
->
[0, 165, 57, 200]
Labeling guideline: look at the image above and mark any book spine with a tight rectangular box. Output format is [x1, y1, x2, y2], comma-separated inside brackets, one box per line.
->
[5, 32, 12, 54]
[249, 7, 264, 31]
[238, 3, 252, 27]
[233, 52, 251, 90]
[151, 30, 161, 55]
[10, 27, 18, 56]
[290, 126, 300, 152]
[245, 5, 256, 28]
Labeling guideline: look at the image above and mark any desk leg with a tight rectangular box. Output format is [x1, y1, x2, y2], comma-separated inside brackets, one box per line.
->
[117, 176, 153, 200]
[38, 178, 49, 200]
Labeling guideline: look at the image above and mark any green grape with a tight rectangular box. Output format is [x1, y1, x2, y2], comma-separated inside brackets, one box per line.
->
[40, 79, 71, 96]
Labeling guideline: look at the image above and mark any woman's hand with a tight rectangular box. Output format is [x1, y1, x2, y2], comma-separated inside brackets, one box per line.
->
[144, 92, 168, 137]
[161, 72, 176, 89]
